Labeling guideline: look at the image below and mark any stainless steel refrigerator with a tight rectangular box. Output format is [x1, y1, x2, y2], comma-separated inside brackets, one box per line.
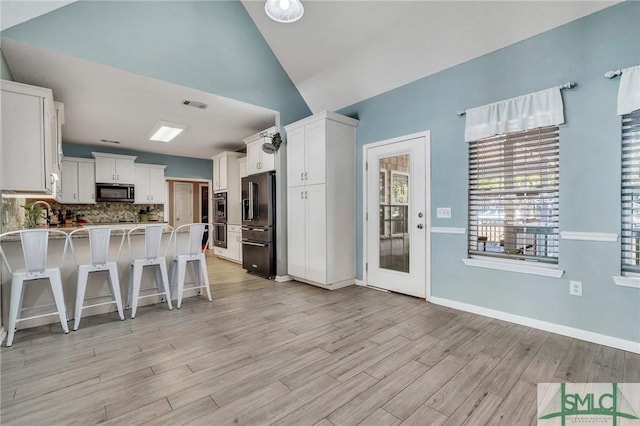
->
[241, 171, 276, 278]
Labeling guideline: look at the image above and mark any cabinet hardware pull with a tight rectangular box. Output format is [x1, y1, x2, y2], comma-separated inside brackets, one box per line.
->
[304, 172, 308, 180]
[305, 191, 308, 199]
[300, 172, 304, 181]
[300, 191, 303, 199]
[112, 174, 115, 180]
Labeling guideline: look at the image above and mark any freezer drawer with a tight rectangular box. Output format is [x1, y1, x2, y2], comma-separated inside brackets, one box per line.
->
[242, 239, 275, 279]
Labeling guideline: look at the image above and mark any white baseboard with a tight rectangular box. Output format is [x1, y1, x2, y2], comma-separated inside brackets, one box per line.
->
[290, 276, 354, 290]
[355, 279, 365, 286]
[429, 296, 640, 354]
[275, 275, 292, 283]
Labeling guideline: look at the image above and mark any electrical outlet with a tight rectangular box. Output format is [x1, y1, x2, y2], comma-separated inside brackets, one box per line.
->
[569, 280, 582, 296]
[436, 207, 452, 219]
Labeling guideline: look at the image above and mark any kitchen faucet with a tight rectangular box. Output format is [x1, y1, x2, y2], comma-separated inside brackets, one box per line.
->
[31, 200, 52, 226]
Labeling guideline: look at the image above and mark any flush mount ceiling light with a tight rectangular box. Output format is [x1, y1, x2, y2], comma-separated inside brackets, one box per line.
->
[148, 120, 187, 143]
[265, 0, 304, 23]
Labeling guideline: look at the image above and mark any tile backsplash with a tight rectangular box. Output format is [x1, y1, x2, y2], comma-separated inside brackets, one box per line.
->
[1, 196, 164, 230]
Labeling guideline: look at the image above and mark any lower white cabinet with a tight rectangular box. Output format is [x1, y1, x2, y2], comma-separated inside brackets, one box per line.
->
[134, 164, 166, 204]
[214, 224, 242, 263]
[287, 185, 327, 283]
[61, 157, 96, 204]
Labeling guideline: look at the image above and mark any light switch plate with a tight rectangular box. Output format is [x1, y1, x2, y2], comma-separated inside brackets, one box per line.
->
[569, 280, 582, 296]
[436, 207, 452, 219]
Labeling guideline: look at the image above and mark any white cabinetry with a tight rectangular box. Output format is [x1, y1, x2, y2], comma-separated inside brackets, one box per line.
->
[134, 164, 166, 204]
[1, 80, 61, 197]
[61, 157, 96, 204]
[212, 151, 243, 192]
[92, 152, 136, 184]
[213, 225, 242, 264]
[243, 127, 276, 176]
[284, 111, 358, 289]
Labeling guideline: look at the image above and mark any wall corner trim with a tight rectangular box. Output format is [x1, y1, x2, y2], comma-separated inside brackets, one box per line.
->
[275, 275, 292, 283]
[429, 296, 640, 354]
[462, 257, 564, 278]
[613, 276, 640, 289]
[354, 279, 365, 286]
[431, 227, 466, 234]
[560, 231, 619, 242]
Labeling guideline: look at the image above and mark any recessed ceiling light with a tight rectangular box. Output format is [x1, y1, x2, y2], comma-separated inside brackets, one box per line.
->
[148, 120, 187, 143]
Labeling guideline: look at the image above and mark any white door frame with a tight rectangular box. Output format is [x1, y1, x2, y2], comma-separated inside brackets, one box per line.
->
[362, 130, 431, 299]
[165, 177, 212, 227]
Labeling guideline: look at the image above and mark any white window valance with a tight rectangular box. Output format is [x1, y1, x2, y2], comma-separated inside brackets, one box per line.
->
[617, 65, 640, 115]
[464, 87, 565, 142]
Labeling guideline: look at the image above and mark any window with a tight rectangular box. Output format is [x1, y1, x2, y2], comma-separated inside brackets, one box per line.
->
[621, 109, 640, 274]
[468, 126, 559, 264]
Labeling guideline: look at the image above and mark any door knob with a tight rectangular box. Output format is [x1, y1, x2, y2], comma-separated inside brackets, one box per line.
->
[418, 212, 424, 218]
[417, 224, 424, 229]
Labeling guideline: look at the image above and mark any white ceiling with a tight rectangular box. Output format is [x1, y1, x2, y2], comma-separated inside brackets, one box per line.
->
[0, 1, 619, 159]
[1, 38, 277, 159]
[241, 0, 618, 113]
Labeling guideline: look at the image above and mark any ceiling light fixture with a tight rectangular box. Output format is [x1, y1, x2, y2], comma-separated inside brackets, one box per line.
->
[148, 120, 187, 143]
[265, 0, 304, 23]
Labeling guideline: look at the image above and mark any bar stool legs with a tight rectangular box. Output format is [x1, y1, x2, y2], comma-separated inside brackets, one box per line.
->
[7, 270, 70, 347]
[128, 261, 172, 319]
[73, 264, 125, 331]
[170, 253, 212, 309]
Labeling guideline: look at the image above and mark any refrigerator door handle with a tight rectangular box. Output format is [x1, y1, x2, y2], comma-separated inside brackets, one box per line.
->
[242, 240, 268, 247]
[248, 181, 258, 220]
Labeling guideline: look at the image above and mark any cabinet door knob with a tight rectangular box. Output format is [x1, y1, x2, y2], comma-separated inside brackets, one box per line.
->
[112, 174, 115, 180]
[300, 191, 304, 199]
[300, 172, 304, 181]
[304, 191, 308, 199]
[304, 172, 308, 180]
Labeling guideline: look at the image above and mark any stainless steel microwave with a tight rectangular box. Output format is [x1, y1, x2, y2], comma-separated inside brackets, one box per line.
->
[95, 183, 135, 202]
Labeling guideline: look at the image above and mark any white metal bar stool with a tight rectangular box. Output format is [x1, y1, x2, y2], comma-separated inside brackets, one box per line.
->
[127, 224, 173, 319]
[0, 229, 70, 347]
[170, 223, 213, 308]
[68, 227, 126, 330]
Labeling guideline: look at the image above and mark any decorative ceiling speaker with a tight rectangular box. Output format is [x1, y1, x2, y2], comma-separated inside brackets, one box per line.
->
[265, 0, 304, 23]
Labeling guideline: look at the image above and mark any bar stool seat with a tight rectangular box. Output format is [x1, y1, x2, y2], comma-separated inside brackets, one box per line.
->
[127, 224, 173, 318]
[0, 229, 70, 347]
[170, 223, 213, 308]
[68, 227, 126, 330]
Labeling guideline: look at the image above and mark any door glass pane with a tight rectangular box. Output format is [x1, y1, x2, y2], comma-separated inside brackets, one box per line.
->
[379, 154, 410, 273]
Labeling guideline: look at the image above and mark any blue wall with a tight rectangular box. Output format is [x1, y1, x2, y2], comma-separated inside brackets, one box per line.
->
[0, 49, 13, 80]
[340, 2, 640, 343]
[1, 1, 311, 127]
[63, 143, 212, 180]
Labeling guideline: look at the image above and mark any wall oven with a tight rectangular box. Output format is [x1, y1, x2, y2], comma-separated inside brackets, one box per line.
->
[212, 222, 227, 248]
[95, 183, 135, 202]
[213, 192, 227, 224]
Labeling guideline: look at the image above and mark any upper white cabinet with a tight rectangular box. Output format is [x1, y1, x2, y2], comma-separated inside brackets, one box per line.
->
[134, 164, 166, 204]
[284, 111, 358, 289]
[286, 121, 328, 187]
[212, 151, 243, 192]
[62, 157, 96, 204]
[92, 152, 136, 184]
[1, 80, 61, 197]
[243, 127, 276, 176]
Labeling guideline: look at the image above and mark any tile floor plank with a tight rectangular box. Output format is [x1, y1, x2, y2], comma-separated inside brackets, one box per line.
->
[1, 255, 636, 426]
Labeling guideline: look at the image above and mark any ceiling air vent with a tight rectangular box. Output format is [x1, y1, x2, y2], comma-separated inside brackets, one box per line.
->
[181, 99, 208, 110]
[100, 139, 121, 144]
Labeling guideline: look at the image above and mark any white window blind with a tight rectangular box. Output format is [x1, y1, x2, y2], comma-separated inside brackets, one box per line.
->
[468, 126, 559, 263]
[621, 109, 640, 273]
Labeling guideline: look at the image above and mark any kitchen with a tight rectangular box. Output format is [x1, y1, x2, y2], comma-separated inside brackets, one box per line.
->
[0, 1, 639, 424]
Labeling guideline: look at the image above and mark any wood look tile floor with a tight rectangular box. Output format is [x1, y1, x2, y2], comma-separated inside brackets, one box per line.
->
[1, 254, 639, 425]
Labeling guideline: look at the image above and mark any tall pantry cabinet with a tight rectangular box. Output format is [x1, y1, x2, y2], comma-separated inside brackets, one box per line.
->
[285, 111, 358, 289]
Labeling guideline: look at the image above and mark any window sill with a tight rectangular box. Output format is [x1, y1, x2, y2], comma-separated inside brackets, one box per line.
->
[462, 257, 564, 278]
[613, 276, 640, 289]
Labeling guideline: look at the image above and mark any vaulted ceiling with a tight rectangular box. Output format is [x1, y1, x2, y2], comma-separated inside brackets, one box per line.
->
[0, 1, 618, 158]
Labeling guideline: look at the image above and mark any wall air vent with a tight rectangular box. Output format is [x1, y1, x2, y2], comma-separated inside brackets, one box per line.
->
[100, 139, 121, 144]
[181, 99, 208, 110]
